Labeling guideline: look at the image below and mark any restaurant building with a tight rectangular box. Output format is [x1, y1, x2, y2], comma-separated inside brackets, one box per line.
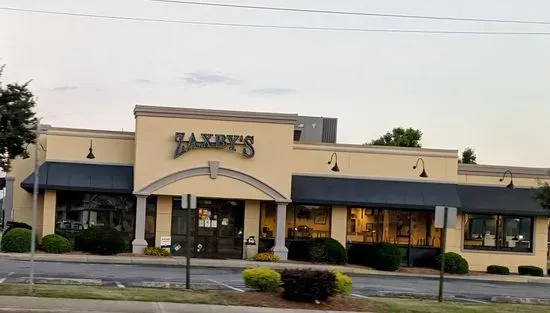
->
[2, 105, 549, 272]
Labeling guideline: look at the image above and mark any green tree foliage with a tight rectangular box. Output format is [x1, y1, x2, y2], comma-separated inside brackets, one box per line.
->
[367, 127, 422, 148]
[534, 182, 550, 211]
[459, 147, 477, 164]
[0, 65, 38, 172]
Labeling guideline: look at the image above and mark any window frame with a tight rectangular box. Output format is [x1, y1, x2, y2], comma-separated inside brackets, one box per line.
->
[462, 213, 534, 253]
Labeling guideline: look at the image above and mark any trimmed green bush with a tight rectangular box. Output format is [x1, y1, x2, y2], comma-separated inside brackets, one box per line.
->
[1, 228, 32, 252]
[331, 269, 352, 296]
[253, 252, 279, 262]
[308, 238, 348, 265]
[144, 247, 170, 257]
[436, 252, 469, 274]
[518, 265, 544, 277]
[281, 269, 336, 302]
[242, 267, 281, 292]
[349, 243, 403, 271]
[487, 265, 510, 275]
[74, 226, 125, 255]
[41, 234, 72, 254]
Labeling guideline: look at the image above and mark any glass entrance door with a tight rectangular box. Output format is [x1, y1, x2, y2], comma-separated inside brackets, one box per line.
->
[170, 197, 244, 259]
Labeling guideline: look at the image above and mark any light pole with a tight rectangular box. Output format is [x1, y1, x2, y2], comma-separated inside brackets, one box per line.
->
[28, 121, 40, 294]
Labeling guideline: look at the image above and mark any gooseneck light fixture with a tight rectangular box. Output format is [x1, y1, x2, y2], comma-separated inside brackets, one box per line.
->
[413, 158, 428, 178]
[499, 170, 514, 189]
[86, 140, 95, 159]
[328, 152, 340, 172]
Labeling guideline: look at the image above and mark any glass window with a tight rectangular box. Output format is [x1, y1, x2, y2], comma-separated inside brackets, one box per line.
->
[55, 191, 137, 251]
[463, 214, 533, 252]
[346, 208, 439, 248]
[259, 203, 331, 239]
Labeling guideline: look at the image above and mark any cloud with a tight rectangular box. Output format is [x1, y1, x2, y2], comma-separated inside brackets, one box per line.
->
[51, 85, 78, 92]
[133, 79, 154, 84]
[182, 71, 241, 86]
[249, 88, 297, 95]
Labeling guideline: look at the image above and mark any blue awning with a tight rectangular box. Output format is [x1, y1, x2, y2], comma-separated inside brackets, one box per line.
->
[20, 161, 133, 194]
[457, 184, 547, 216]
[291, 175, 462, 210]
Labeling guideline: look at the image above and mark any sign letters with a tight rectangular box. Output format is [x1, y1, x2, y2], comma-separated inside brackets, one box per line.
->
[174, 132, 255, 159]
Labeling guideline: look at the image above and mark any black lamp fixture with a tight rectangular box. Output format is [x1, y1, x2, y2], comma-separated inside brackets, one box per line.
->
[499, 170, 514, 189]
[86, 140, 95, 159]
[413, 158, 428, 178]
[328, 152, 340, 172]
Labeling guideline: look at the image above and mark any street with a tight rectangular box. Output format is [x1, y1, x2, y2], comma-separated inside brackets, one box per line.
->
[1, 259, 549, 301]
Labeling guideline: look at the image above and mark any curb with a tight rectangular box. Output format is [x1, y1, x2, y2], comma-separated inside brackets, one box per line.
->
[2, 253, 549, 285]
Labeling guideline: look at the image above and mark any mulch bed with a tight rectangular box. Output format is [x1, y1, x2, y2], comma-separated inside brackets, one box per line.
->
[221, 292, 382, 312]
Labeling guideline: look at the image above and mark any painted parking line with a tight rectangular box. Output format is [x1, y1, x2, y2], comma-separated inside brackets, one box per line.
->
[206, 279, 244, 292]
[0, 272, 14, 284]
[351, 293, 370, 299]
[115, 281, 125, 288]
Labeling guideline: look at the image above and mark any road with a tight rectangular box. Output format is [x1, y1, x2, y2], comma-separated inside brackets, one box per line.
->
[1, 259, 549, 301]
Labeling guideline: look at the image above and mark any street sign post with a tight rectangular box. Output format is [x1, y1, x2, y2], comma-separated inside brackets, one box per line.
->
[434, 206, 457, 303]
[181, 194, 197, 290]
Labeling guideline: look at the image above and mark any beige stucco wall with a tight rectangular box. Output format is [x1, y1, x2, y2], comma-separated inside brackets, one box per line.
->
[41, 190, 57, 238]
[244, 200, 261, 258]
[154, 176, 271, 200]
[155, 196, 172, 248]
[458, 174, 549, 188]
[293, 144, 458, 182]
[44, 130, 134, 165]
[134, 116, 294, 200]
[331, 206, 347, 246]
[446, 214, 548, 273]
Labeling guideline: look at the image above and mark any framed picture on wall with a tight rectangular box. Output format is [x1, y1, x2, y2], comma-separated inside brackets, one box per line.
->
[314, 208, 327, 225]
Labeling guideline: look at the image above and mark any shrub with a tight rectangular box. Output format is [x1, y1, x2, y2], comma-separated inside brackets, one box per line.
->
[288, 240, 311, 262]
[331, 269, 352, 296]
[308, 238, 348, 265]
[41, 234, 72, 254]
[144, 247, 170, 257]
[487, 265, 510, 275]
[1, 228, 32, 252]
[253, 252, 279, 262]
[281, 269, 336, 302]
[518, 265, 544, 277]
[74, 226, 125, 255]
[242, 267, 281, 292]
[349, 243, 403, 271]
[436, 252, 469, 274]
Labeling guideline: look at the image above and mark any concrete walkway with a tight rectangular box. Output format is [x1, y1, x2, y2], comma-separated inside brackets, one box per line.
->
[1, 252, 549, 285]
[0, 296, 355, 313]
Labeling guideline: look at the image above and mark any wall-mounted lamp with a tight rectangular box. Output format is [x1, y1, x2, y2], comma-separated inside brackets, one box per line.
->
[499, 170, 514, 189]
[328, 152, 340, 172]
[413, 158, 428, 178]
[86, 140, 95, 159]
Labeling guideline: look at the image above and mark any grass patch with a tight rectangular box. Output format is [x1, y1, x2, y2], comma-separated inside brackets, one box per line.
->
[0, 284, 548, 313]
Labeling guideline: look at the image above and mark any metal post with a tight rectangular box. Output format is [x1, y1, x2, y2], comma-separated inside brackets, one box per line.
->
[438, 206, 448, 303]
[29, 122, 39, 294]
[185, 194, 191, 290]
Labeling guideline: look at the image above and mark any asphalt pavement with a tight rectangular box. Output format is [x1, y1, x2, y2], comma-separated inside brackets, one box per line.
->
[1, 259, 550, 301]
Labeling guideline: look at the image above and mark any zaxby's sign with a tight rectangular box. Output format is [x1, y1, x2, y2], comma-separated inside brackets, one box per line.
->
[174, 132, 255, 159]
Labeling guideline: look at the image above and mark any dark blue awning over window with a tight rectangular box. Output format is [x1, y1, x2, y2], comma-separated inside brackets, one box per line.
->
[20, 161, 133, 194]
[457, 185, 547, 216]
[291, 175, 462, 210]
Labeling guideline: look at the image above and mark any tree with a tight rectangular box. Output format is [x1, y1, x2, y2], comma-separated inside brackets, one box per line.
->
[534, 182, 550, 211]
[459, 147, 477, 164]
[367, 127, 422, 148]
[0, 65, 38, 172]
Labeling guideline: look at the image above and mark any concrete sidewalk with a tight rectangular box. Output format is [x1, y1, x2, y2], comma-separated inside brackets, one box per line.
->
[1, 252, 549, 285]
[0, 296, 353, 313]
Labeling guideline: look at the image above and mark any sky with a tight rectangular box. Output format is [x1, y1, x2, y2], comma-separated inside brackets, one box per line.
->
[1, 0, 550, 168]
